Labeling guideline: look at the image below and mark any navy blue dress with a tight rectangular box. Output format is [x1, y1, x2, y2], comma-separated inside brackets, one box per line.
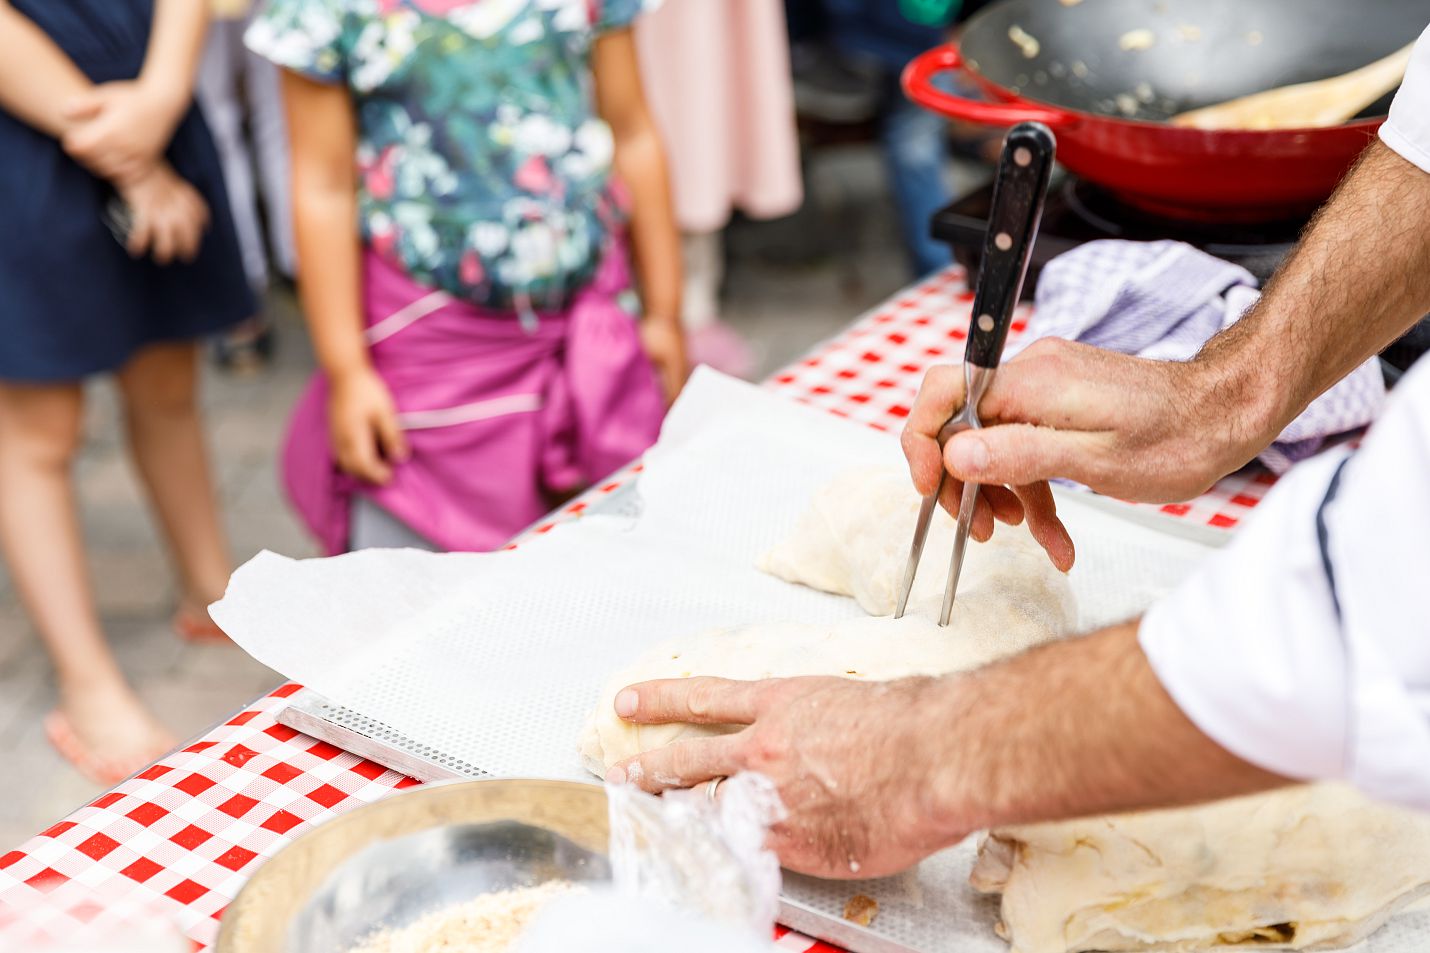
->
[0, 0, 254, 382]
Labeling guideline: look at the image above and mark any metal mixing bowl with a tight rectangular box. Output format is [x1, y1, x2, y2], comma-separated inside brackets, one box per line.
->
[215, 778, 611, 953]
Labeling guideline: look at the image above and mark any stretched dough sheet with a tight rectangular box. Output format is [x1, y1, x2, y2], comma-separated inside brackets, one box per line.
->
[210, 368, 1430, 952]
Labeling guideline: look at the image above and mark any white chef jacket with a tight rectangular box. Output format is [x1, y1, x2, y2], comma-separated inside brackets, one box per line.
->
[1380, 24, 1430, 175]
[1140, 25, 1430, 812]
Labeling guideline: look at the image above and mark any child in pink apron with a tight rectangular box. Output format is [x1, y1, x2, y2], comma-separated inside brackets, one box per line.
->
[248, 0, 685, 553]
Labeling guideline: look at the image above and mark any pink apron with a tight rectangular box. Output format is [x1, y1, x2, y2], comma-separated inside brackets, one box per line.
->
[282, 247, 665, 555]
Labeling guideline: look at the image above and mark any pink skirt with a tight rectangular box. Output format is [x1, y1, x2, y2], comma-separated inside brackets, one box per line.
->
[282, 247, 665, 555]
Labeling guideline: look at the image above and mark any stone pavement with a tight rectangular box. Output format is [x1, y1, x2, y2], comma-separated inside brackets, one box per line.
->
[0, 150, 978, 849]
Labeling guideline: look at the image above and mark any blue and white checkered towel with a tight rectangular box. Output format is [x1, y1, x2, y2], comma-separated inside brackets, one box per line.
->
[1009, 240, 1385, 473]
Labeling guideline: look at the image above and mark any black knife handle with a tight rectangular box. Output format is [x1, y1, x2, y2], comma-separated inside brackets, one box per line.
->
[964, 122, 1055, 369]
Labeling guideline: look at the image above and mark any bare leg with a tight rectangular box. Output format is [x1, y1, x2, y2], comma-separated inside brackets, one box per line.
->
[680, 229, 754, 378]
[116, 343, 234, 624]
[680, 229, 722, 332]
[0, 380, 174, 780]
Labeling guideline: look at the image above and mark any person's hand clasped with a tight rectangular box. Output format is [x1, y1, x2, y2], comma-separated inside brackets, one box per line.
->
[639, 316, 688, 405]
[901, 338, 1269, 570]
[606, 675, 968, 880]
[115, 163, 210, 265]
[62, 80, 184, 186]
[327, 366, 410, 485]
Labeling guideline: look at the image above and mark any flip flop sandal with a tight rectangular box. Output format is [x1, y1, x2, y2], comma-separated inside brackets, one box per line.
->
[172, 609, 230, 643]
[44, 711, 132, 787]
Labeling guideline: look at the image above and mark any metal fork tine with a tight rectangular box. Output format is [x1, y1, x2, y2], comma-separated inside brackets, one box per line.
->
[940, 482, 981, 625]
[894, 475, 945, 619]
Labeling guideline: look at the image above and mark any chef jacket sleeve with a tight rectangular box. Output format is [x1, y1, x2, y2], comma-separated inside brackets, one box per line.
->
[1139, 357, 1430, 811]
[1381, 24, 1430, 174]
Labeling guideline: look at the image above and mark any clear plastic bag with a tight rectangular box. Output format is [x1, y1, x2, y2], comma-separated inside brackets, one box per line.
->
[518, 772, 786, 951]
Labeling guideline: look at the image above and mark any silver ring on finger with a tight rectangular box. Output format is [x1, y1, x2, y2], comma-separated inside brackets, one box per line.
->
[706, 776, 725, 805]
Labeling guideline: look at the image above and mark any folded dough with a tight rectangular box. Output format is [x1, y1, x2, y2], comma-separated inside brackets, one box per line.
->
[580, 466, 1076, 775]
[972, 783, 1430, 952]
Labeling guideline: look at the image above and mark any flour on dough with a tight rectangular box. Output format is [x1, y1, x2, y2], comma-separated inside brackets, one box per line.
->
[972, 783, 1430, 952]
[579, 466, 1076, 775]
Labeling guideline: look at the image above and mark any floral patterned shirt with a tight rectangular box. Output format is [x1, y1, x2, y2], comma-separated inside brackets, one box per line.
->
[247, 0, 646, 310]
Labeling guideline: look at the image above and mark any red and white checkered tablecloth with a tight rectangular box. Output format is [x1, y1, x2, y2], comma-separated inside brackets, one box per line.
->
[0, 266, 1276, 950]
[0, 686, 414, 949]
[0, 687, 842, 952]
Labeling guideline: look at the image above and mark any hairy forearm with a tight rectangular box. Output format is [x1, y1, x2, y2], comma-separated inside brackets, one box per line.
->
[0, 3, 95, 137]
[928, 622, 1286, 836]
[140, 0, 210, 113]
[1195, 141, 1430, 450]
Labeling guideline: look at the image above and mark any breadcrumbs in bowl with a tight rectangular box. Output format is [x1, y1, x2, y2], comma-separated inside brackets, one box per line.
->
[347, 881, 581, 953]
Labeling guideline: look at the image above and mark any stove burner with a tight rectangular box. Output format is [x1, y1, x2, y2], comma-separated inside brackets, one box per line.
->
[931, 174, 1301, 284]
[1060, 180, 1305, 259]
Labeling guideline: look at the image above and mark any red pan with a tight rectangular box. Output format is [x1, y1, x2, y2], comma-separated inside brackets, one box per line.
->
[903, 0, 1428, 221]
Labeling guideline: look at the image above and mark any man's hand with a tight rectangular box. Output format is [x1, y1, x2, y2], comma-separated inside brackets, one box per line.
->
[62, 81, 186, 185]
[116, 162, 209, 264]
[904, 142, 1430, 570]
[606, 675, 967, 879]
[608, 625, 1284, 880]
[902, 338, 1277, 568]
